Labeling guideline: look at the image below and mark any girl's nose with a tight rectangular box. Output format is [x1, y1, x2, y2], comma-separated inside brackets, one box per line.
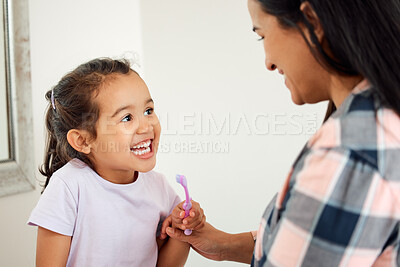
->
[137, 117, 150, 134]
[265, 59, 277, 71]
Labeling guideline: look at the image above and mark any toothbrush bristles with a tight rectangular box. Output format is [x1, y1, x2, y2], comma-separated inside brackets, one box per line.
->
[176, 174, 187, 187]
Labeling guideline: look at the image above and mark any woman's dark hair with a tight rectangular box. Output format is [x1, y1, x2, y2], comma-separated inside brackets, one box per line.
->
[256, 0, 400, 120]
[40, 58, 134, 192]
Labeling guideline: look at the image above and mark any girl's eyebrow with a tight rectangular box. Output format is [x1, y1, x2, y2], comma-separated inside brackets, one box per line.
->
[111, 98, 154, 118]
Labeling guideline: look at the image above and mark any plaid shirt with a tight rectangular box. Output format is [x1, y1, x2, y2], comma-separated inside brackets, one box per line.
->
[253, 80, 400, 267]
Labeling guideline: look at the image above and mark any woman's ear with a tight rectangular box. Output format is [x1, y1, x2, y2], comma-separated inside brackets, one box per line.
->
[67, 129, 92, 154]
[300, 1, 324, 44]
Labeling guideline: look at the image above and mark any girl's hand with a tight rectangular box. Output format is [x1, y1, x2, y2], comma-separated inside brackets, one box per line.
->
[174, 200, 206, 231]
[161, 200, 205, 238]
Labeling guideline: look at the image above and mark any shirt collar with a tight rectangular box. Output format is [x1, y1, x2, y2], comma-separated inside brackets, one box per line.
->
[352, 79, 371, 94]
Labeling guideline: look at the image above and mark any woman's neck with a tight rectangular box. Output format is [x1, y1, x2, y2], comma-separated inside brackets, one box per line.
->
[329, 75, 364, 108]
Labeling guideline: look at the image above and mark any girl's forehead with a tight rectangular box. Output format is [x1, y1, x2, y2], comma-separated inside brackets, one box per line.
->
[95, 73, 152, 112]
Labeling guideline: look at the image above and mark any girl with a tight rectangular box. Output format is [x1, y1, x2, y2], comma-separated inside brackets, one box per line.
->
[28, 58, 205, 267]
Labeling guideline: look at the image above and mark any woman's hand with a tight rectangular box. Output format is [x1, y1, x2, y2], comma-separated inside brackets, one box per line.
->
[161, 220, 229, 261]
[161, 220, 255, 263]
[160, 200, 254, 263]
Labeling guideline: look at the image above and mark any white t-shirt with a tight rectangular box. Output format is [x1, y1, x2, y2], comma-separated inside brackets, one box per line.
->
[28, 158, 181, 267]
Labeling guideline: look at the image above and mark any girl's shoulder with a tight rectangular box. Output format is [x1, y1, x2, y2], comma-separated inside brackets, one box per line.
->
[50, 158, 91, 187]
[139, 170, 179, 194]
[139, 170, 168, 185]
[53, 158, 90, 177]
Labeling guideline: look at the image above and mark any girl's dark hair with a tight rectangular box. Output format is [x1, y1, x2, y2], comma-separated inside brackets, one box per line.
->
[40, 58, 133, 192]
[256, 0, 400, 120]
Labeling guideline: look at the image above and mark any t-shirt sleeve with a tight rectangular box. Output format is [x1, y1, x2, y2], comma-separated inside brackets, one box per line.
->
[27, 175, 78, 236]
[154, 173, 181, 237]
[163, 175, 181, 216]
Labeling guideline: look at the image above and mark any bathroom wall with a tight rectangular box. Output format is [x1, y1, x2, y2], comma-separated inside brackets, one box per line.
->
[140, 0, 326, 266]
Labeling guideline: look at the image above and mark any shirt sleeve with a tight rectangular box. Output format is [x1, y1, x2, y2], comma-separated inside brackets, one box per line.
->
[256, 147, 399, 267]
[162, 174, 181, 216]
[27, 175, 78, 236]
[155, 173, 181, 237]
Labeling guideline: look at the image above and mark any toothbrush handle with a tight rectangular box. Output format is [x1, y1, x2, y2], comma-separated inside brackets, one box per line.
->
[184, 229, 193, 235]
[183, 198, 192, 218]
[182, 198, 192, 236]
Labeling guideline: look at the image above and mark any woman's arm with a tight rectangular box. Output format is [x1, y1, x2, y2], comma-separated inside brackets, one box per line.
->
[163, 222, 255, 264]
[224, 232, 255, 263]
[156, 237, 190, 267]
[36, 227, 71, 267]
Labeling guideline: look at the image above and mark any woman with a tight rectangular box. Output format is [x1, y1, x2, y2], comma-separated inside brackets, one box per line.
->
[162, 0, 400, 266]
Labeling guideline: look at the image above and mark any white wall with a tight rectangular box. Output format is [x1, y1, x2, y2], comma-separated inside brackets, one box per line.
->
[0, 0, 143, 266]
[0, 0, 326, 266]
[140, 1, 325, 266]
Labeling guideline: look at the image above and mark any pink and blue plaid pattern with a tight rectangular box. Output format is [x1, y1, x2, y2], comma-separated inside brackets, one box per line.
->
[253, 80, 400, 266]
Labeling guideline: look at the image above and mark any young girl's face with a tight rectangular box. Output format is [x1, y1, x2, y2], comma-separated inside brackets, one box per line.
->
[88, 71, 161, 184]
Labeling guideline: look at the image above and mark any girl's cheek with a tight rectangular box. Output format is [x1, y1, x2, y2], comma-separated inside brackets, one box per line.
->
[150, 117, 161, 128]
[121, 121, 139, 135]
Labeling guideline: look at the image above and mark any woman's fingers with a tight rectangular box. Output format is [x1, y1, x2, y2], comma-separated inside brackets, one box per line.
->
[193, 214, 206, 230]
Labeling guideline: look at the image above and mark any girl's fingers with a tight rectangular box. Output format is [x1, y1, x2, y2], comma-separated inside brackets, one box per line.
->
[160, 216, 173, 239]
[171, 199, 205, 230]
[184, 209, 205, 229]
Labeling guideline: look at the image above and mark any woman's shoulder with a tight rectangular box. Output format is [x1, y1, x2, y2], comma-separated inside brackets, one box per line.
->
[310, 88, 400, 149]
[307, 88, 400, 179]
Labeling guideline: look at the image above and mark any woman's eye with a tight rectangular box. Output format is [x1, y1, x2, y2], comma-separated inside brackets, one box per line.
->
[144, 108, 154, 116]
[257, 37, 264, 41]
[122, 114, 133, 122]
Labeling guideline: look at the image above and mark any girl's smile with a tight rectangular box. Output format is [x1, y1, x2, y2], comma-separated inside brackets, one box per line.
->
[130, 138, 154, 158]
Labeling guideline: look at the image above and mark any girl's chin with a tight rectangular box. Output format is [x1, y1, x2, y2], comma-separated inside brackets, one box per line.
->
[135, 160, 156, 173]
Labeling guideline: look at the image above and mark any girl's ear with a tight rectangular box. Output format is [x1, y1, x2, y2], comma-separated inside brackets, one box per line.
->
[67, 129, 92, 154]
[300, 1, 324, 44]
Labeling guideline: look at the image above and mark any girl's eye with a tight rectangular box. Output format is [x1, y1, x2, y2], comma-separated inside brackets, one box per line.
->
[144, 108, 154, 116]
[257, 37, 264, 41]
[122, 114, 133, 122]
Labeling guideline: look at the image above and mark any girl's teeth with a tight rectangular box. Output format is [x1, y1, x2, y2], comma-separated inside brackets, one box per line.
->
[132, 146, 151, 156]
[133, 140, 151, 149]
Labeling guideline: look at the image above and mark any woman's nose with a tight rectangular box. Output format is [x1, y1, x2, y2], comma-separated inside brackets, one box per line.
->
[265, 59, 277, 71]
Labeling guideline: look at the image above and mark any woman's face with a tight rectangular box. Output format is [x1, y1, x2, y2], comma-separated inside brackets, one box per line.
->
[247, 0, 331, 105]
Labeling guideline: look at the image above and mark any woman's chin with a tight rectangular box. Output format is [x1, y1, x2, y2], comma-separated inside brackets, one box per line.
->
[290, 93, 305, 105]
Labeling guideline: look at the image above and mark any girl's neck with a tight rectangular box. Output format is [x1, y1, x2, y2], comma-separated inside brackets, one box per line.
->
[95, 169, 138, 184]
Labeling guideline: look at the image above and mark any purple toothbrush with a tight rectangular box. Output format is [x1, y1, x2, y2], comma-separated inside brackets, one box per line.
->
[176, 174, 192, 235]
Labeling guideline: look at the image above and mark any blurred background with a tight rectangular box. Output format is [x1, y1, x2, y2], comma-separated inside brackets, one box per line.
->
[0, 0, 326, 266]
